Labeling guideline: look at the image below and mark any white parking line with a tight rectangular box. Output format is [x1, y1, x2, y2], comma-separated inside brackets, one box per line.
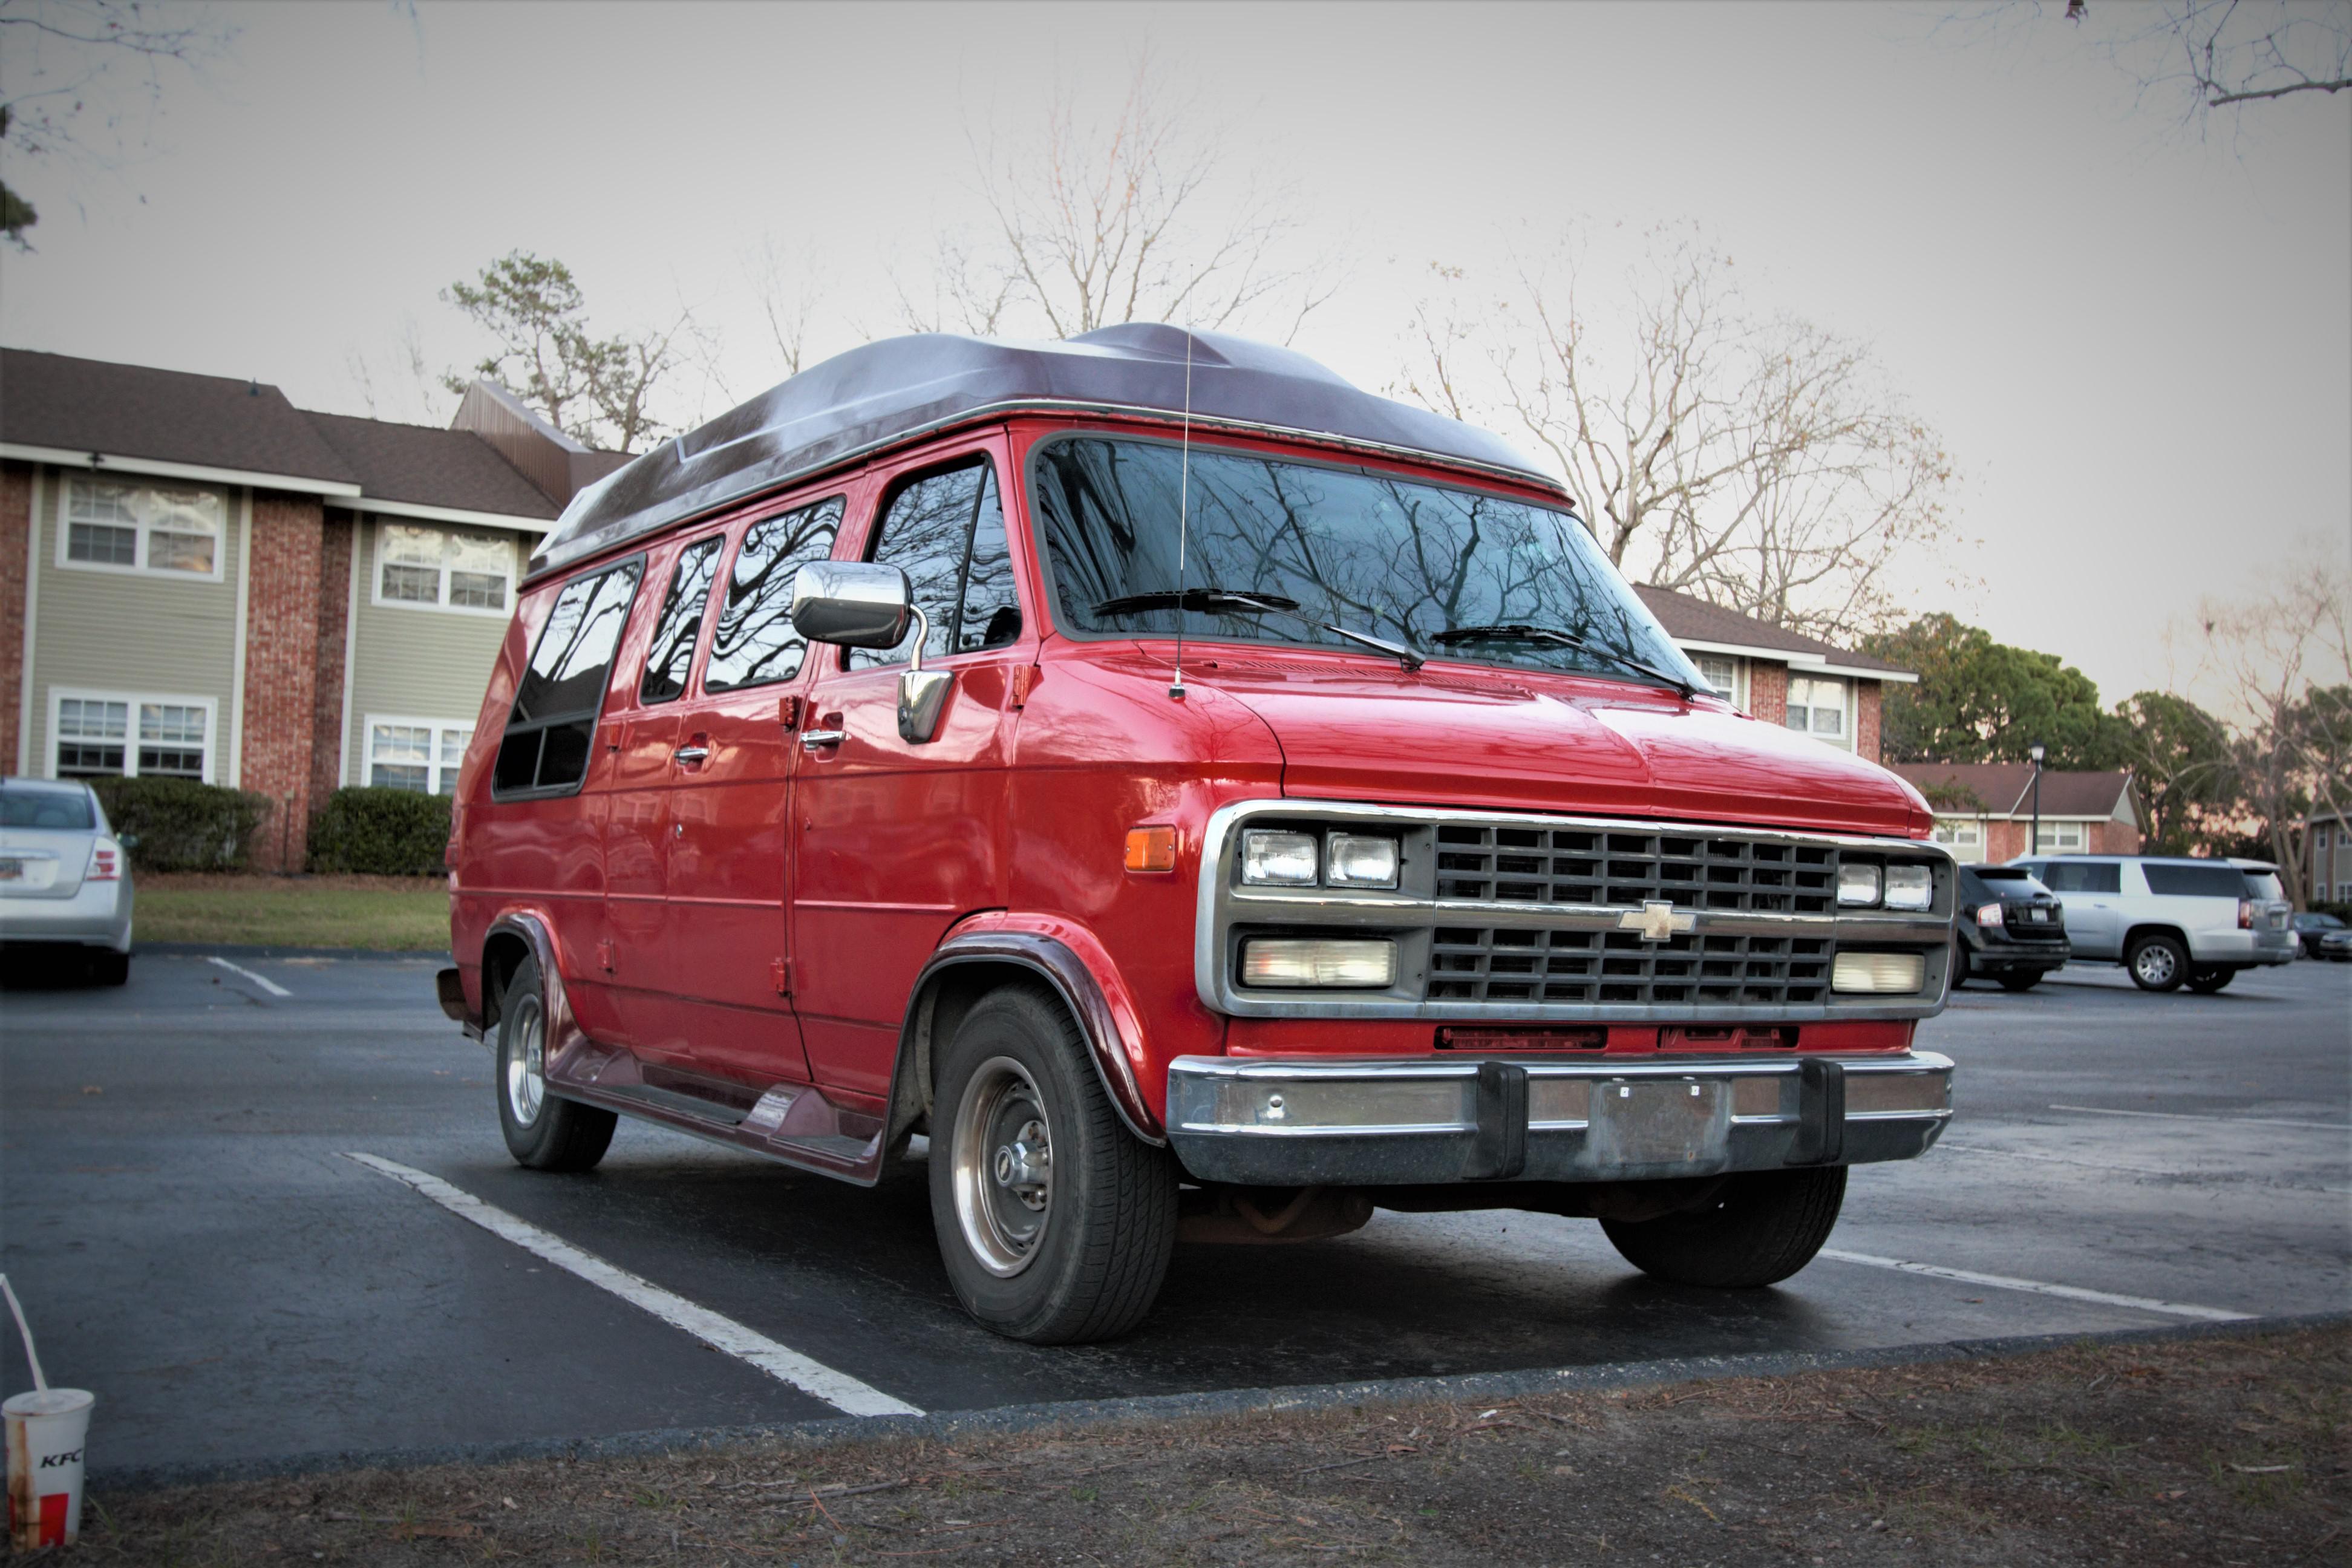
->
[1938, 1142, 2351, 1195]
[1818, 1249, 2253, 1322]
[207, 956, 291, 997]
[344, 1153, 923, 1418]
[2049, 1103, 2348, 1132]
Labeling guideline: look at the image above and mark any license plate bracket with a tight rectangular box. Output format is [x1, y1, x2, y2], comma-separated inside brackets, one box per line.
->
[1587, 1077, 1731, 1174]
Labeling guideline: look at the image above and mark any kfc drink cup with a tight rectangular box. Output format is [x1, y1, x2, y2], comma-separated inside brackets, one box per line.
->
[5, 1388, 93, 1549]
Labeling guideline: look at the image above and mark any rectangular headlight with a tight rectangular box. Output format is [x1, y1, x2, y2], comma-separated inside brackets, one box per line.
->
[1240, 938, 1397, 988]
[1884, 865, 1933, 911]
[1241, 829, 1318, 886]
[1325, 833, 1399, 888]
[1837, 862, 1883, 907]
[1832, 952, 1926, 993]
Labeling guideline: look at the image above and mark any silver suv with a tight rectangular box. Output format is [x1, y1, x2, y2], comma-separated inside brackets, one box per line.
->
[2011, 855, 2296, 993]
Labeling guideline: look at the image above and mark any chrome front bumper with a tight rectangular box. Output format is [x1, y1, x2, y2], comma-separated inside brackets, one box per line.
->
[1165, 1050, 1952, 1186]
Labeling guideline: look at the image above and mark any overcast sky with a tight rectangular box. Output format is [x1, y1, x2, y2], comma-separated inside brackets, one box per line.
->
[4, 1, 2345, 710]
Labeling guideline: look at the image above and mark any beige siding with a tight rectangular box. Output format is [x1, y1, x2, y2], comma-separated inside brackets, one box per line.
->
[345, 518, 528, 786]
[26, 467, 241, 781]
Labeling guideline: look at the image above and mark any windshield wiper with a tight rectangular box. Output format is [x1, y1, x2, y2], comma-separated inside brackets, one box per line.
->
[1091, 588, 1424, 671]
[1429, 623, 1701, 698]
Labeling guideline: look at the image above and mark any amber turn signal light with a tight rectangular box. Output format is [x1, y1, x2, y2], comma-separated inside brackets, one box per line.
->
[1124, 825, 1177, 872]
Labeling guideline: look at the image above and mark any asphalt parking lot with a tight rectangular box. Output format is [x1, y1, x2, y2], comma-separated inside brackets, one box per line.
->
[4, 949, 2345, 1478]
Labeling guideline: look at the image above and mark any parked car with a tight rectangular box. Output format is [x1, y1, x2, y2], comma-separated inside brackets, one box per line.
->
[441, 326, 1960, 1343]
[1952, 864, 2068, 990]
[2319, 927, 2352, 962]
[0, 777, 134, 984]
[2292, 910, 2347, 959]
[2013, 854, 2296, 993]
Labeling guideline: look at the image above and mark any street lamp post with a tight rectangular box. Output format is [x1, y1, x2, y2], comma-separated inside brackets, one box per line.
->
[2028, 742, 2046, 858]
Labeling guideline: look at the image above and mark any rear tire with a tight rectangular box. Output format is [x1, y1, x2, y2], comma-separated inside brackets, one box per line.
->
[929, 984, 1178, 1343]
[1998, 972, 2041, 992]
[1950, 943, 1971, 988]
[2185, 965, 2236, 993]
[494, 954, 615, 1172]
[1601, 1166, 1846, 1289]
[2127, 933, 2189, 992]
[88, 949, 129, 987]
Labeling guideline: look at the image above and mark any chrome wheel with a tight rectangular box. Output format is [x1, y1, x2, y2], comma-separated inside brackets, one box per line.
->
[2132, 943, 2177, 988]
[951, 1055, 1053, 1278]
[503, 995, 546, 1127]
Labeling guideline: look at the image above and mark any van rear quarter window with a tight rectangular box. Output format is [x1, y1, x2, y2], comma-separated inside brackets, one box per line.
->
[492, 558, 644, 796]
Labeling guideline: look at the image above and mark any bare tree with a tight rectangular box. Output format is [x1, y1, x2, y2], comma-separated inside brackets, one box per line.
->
[0, 0, 233, 246]
[900, 50, 1336, 343]
[2194, 549, 2352, 904]
[1399, 235, 1955, 644]
[746, 235, 828, 379]
[1974, 1, 2352, 130]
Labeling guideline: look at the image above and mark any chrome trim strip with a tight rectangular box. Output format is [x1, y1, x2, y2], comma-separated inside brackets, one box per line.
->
[1194, 799, 1958, 1021]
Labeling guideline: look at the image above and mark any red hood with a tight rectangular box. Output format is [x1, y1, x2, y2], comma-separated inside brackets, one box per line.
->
[1181, 652, 1931, 837]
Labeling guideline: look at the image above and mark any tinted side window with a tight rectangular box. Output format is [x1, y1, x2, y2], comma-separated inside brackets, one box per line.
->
[852, 457, 1021, 668]
[706, 497, 844, 691]
[2043, 861, 2122, 894]
[639, 536, 724, 704]
[2142, 863, 2244, 898]
[495, 559, 644, 795]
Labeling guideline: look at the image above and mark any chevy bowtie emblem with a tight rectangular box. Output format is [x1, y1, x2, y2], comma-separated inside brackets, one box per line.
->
[1618, 900, 1696, 942]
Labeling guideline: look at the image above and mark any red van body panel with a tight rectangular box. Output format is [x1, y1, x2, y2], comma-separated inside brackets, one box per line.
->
[449, 405, 1947, 1184]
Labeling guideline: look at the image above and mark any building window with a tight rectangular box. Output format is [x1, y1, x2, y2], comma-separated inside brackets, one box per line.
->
[60, 479, 224, 580]
[1931, 818, 1985, 862]
[1785, 676, 1850, 746]
[1693, 655, 1740, 702]
[2319, 826, 2331, 852]
[375, 523, 517, 614]
[367, 717, 474, 795]
[2034, 820, 2085, 854]
[50, 690, 215, 781]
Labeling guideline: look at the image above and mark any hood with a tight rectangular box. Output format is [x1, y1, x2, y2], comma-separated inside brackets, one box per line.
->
[1181, 652, 1931, 838]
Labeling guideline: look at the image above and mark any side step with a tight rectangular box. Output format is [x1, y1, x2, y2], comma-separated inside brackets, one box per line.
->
[545, 1038, 891, 1186]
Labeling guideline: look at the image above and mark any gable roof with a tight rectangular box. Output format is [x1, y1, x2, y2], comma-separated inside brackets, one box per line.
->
[1, 347, 358, 488]
[534, 324, 1558, 578]
[303, 411, 559, 521]
[1889, 762, 2135, 819]
[1634, 585, 1914, 679]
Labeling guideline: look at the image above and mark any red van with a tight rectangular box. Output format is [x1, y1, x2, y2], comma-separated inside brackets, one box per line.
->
[439, 325, 1956, 1344]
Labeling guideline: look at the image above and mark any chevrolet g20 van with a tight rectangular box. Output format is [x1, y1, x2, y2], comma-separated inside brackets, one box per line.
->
[439, 325, 1959, 1344]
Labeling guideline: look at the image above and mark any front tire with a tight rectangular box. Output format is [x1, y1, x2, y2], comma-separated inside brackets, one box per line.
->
[929, 985, 1178, 1343]
[2127, 933, 2189, 992]
[1951, 943, 1971, 988]
[1601, 1166, 1846, 1289]
[2185, 965, 2237, 993]
[88, 949, 129, 987]
[1998, 972, 2041, 992]
[494, 955, 615, 1171]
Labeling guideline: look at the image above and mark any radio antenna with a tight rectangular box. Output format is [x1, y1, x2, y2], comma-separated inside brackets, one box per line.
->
[1168, 325, 1195, 702]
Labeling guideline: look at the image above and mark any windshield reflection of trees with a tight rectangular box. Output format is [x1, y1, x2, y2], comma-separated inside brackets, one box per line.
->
[1039, 440, 1680, 680]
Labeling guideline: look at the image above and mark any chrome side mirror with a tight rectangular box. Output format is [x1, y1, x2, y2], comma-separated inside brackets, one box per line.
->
[789, 561, 913, 648]
[789, 560, 955, 744]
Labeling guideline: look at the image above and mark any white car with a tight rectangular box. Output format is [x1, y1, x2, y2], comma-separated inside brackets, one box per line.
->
[0, 778, 135, 984]
[2013, 854, 2296, 993]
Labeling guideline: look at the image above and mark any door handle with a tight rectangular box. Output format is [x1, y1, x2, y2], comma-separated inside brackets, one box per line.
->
[800, 729, 846, 751]
[673, 745, 711, 765]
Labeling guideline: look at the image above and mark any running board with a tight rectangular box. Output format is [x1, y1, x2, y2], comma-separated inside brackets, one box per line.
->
[546, 1038, 890, 1186]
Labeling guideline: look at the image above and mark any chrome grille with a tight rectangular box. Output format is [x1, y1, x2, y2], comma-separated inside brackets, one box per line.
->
[1434, 825, 1839, 913]
[1428, 927, 1834, 1007]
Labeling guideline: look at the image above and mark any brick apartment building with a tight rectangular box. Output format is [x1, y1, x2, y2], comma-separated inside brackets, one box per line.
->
[2306, 810, 2351, 906]
[0, 348, 624, 870]
[3, 347, 1919, 874]
[1888, 761, 2143, 863]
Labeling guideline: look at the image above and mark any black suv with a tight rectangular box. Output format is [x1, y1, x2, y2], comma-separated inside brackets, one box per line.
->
[1954, 864, 2070, 990]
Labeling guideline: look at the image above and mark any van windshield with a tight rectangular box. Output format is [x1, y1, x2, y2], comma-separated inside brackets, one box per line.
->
[1031, 437, 1705, 691]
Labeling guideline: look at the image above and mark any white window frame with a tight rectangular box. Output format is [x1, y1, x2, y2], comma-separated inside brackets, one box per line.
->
[2033, 819, 2087, 854]
[370, 521, 518, 618]
[1930, 817, 1985, 863]
[56, 477, 228, 583]
[1784, 675, 1854, 750]
[363, 714, 474, 795]
[1692, 653, 1745, 707]
[46, 687, 220, 783]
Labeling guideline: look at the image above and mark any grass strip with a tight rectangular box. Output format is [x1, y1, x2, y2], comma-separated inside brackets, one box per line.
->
[134, 874, 448, 952]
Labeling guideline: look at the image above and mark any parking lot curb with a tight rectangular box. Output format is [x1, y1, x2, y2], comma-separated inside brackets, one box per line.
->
[89, 1308, 2348, 1492]
[139, 942, 450, 962]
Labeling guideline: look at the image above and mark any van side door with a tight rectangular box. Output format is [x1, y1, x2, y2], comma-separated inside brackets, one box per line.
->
[791, 440, 1029, 1100]
[653, 493, 849, 1087]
